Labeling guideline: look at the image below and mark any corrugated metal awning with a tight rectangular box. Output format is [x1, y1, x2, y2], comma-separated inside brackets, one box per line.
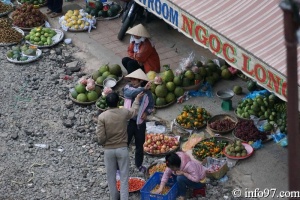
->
[136, 0, 300, 104]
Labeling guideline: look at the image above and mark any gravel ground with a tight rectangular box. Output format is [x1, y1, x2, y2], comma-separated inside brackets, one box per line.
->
[0, 43, 242, 200]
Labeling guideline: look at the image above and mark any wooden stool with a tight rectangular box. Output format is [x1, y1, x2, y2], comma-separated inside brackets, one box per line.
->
[192, 187, 206, 197]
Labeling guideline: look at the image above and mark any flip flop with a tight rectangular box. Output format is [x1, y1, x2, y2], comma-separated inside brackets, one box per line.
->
[49, 12, 62, 18]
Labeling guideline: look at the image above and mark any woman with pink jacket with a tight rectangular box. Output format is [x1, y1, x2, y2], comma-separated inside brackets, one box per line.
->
[153, 152, 207, 200]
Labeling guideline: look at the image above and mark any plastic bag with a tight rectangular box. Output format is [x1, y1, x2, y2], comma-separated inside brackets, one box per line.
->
[243, 90, 270, 100]
[251, 140, 263, 149]
[189, 82, 213, 98]
[204, 157, 227, 173]
[278, 137, 288, 147]
[146, 121, 166, 134]
[179, 52, 195, 71]
[177, 91, 191, 104]
[250, 115, 269, 132]
[1, 0, 11, 4]
[272, 130, 287, 143]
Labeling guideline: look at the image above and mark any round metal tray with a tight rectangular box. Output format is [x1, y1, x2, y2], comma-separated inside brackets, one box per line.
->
[0, 27, 24, 46]
[95, 75, 124, 87]
[25, 29, 64, 48]
[7, 49, 42, 64]
[207, 114, 238, 134]
[116, 177, 145, 193]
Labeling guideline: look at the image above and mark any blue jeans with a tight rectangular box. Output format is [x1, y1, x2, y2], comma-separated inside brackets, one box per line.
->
[177, 175, 205, 197]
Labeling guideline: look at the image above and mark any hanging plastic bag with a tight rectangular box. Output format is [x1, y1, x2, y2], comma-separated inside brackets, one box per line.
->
[179, 52, 195, 71]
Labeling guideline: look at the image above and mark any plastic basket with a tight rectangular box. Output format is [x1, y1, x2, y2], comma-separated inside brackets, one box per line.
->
[141, 172, 178, 200]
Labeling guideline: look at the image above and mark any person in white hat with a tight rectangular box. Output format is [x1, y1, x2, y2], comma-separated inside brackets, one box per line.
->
[122, 24, 161, 74]
[123, 69, 154, 174]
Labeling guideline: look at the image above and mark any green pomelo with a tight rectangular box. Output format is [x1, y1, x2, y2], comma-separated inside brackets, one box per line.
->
[102, 71, 110, 79]
[96, 76, 106, 85]
[233, 86, 243, 95]
[184, 70, 195, 80]
[94, 86, 102, 96]
[166, 82, 176, 92]
[199, 67, 207, 77]
[147, 71, 157, 81]
[155, 84, 168, 98]
[152, 93, 157, 103]
[150, 83, 157, 93]
[99, 64, 109, 74]
[221, 69, 232, 79]
[173, 76, 182, 86]
[156, 97, 166, 106]
[182, 78, 192, 87]
[77, 93, 88, 102]
[87, 91, 99, 101]
[109, 64, 122, 76]
[174, 87, 184, 97]
[163, 70, 174, 82]
[75, 84, 87, 94]
[107, 74, 118, 80]
[71, 89, 78, 98]
[92, 71, 101, 81]
[165, 93, 176, 103]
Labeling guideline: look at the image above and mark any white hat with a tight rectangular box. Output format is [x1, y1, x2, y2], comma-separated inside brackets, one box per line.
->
[126, 24, 151, 38]
[125, 69, 149, 81]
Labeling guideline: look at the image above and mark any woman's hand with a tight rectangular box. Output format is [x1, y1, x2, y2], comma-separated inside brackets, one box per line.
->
[144, 81, 152, 90]
[136, 92, 144, 101]
[175, 170, 184, 175]
[152, 188, 163, 194]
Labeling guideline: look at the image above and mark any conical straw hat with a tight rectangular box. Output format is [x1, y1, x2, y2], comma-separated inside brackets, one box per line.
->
[126, 24, 151, 38]
[125, 69, 149, 81]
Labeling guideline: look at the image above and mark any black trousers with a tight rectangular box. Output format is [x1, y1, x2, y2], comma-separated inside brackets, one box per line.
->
[127, 119, 146, 168]
[47, 0, 63, 13]
[122, 57, 144, 74]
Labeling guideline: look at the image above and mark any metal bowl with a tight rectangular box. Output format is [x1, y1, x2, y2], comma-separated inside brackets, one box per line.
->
[103, 77, 117, 88]
[216, 89, 234, 100]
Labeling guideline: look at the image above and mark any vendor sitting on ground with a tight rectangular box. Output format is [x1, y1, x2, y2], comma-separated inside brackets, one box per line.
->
[122, 24, 160, 74]
[153, 151, 207, 200]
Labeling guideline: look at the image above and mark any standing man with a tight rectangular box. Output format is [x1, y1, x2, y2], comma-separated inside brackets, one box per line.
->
[96, 92, 143, 200]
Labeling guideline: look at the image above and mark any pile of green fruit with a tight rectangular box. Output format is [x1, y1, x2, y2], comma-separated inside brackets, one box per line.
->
[6, 44, 37, 61]
[92, 64, 123, 86]
[85, 1, 121, 18]
[224, 140, 248, 157]
[236, 94, 287, 133]
[18, 0, 46, 6]
[70, 84, 101, 103]
[96, 95, 124, 110]
[25, 27, 57, 46]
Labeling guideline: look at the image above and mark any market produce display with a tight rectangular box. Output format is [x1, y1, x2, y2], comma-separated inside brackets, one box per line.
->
[151, 185, 171, 195]
[92, 63, 123, 86]
[207, 114, 237, 133]
[181, 133, 203, 152]
[17, 0, 46, 8]
[25, 27, 64, 47]
[224, 140, 247, 157]
[59, 9, 96, 31]
[192, 137, 230, 161]
[175, 105, 211, 129]
[70, 77, 101, 104]
[235, 93, 287, 133]
[143, 133, 179, 155]
[11, 3, 46, 29]
[223, 141, 254, 160]
[148, 163, 167, 177]
[86, 1, 121, 18]
[6, 44, 41, 63]
[0, 27, 23, 45]
[96, 94, 124, 110]
[116, 177, 145, 192]
[233, 120, 269, 142]
[0, 2, 13, 16]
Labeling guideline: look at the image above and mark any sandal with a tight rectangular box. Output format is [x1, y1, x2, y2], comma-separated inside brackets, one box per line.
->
[46, 9, 53, 14]
[49, 12, 62, 18]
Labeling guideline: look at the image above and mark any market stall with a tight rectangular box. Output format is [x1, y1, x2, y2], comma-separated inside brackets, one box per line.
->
[134, 0, 300, 108]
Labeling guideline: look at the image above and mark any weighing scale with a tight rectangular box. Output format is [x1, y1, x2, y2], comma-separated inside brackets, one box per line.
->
[216, 89, 234, 111]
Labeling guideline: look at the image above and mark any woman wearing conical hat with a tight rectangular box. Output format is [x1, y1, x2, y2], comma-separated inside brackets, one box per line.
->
[123, 69, 154, 174]
[122, 24, 161, 74]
